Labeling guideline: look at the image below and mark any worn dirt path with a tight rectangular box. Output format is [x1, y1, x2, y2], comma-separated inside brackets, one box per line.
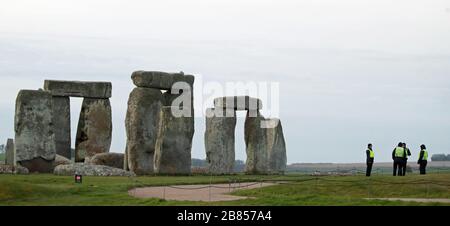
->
[129, 182, 277, 202]
[365, 198, 450, 204]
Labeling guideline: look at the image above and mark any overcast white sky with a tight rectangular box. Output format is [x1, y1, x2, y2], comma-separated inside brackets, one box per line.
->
[1, 0, 450, 163]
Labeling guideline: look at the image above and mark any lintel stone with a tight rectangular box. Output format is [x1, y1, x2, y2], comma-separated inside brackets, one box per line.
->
[131, 71, 194, 90]
[214, 96, 262, 111]
[44, 80, 112, 98]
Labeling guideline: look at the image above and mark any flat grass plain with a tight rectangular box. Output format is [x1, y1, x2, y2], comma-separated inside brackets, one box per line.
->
[0, 173, 449, 206]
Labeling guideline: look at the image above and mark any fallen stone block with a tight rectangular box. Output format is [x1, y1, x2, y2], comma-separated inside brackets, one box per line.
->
[19, 157, 55, 173]
[0, 164, 29, 174]
[54, 163, 135, 176]
[54, 154, 72, 167]
[88, 152, 124, 169]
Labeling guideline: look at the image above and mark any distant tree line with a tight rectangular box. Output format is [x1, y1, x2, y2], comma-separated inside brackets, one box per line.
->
[431, 154, 450, 161]
[0, 144, 5, 154]
[191, 158, 246, 173]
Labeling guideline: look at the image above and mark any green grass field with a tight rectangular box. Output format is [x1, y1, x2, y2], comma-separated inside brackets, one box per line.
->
[0, 173, 449, 206]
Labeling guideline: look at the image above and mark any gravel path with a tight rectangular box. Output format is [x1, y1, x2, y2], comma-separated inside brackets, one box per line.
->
[129, 182, 277, 202]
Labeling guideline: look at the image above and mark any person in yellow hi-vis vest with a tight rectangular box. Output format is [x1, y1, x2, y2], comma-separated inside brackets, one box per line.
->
[392, 142, 406, 176]
[417, 144, 429, 175]
[401, 143, 412, 176]
[366, 143, 374, 177]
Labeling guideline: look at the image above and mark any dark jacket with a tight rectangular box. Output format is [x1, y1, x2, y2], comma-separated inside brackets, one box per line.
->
[404, 148, 411, 160]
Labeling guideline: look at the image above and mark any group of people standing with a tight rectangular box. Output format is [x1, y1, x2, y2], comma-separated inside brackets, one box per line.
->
[365, 143, 429, 177]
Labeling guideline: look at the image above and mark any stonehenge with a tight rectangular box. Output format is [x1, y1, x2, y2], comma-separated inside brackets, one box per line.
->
[10, 71, 286, 176]
[125, 71, 195, 175]
[205, 96, 287, 175]
[12, 80, 112, 173]
[44, 80, 113, 162]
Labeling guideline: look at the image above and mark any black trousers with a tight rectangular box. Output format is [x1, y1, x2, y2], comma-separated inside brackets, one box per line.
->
[366, 162, 373, 176]
[393, 158, 404, 176]
[402, 159, 408, 176]
[419, 161, 427, 175]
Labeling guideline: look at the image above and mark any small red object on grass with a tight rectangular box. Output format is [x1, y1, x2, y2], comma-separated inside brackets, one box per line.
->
[75, 174, 82, 184]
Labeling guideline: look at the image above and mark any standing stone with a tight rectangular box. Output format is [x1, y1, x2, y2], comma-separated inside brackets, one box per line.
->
[125, 87, 163, 175]
[244, 110, 268, 174]
[124, 143, 128, 170]
[265, 119, 287, 174]
[75, 98, 112, 162]
[123, 143, 128, 170]
[205, 108, 236, 174]
[52, 96, 71, 159]
[15, 90, 56, 173]
[5, 139, 14, 165]
[154, 107, 194, 175]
